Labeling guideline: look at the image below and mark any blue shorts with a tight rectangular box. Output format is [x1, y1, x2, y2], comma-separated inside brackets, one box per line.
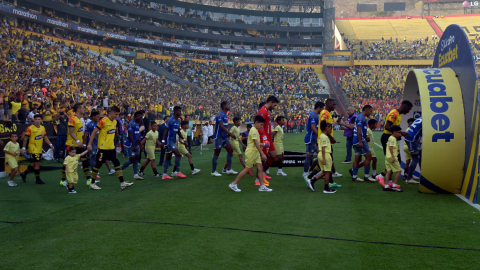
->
[214, 137, 231, 149]
[405, 140, 422, 155]
[305, 141, 318, 155]
[353, 140, 370, 156]
[90, 144, 98, 156]
[165, 142, 177, 153]
[126, 146, 141, 157]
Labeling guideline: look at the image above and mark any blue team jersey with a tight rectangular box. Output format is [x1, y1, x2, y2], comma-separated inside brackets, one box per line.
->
[353, 114, 368, 145]
[405, 117, 422, 142]
[165, 117, 180, 143]
[124, 120, 140, 147]
[85, 121, 98, 147]
[304, 111, 319, 144]
[214, 110, 228, 140]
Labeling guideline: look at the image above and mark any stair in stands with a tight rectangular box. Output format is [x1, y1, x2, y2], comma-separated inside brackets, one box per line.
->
[426, 17, 443, 38]
[134, 59, 203, 91]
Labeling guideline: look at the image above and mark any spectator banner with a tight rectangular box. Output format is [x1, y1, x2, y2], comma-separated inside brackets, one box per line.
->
[113, 49, 137, 57]
[0, 4, 323, 57]
[402, 24, 479, 203]
[384, 2, 406, 11]
[356, 3, 377, 12]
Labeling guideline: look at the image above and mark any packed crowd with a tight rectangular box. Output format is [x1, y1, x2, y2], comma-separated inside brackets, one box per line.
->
[338, 66, 408, 119]
[343, 37, 439, 60]
[0, 23, 327, 129]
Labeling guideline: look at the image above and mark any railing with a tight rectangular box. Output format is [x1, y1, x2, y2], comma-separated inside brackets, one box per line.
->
[323, 66, 351, 116]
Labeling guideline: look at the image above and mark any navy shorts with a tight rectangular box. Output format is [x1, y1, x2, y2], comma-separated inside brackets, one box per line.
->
[126, 146, 141, 157]
[305, 141, 318, 155]
[353, 139, 371, 156]
[214, 137, 231, 149]
[405, 140, 422, 155]
[166, 142, 178, 153]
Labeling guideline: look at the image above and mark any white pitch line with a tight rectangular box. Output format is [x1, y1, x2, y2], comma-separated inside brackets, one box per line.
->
[374, 141, 480, 209]
[455, 194, 480, 211]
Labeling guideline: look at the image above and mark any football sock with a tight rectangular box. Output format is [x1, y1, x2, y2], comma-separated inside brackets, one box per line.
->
[163, 160, 171, 175]
[364, 166, 370, 177]
[304, 156, 312, 173]
[190, 164, 194, 170]
[212, 155, 218, 173]
[373, 170, 377, 175]
[352, 167, 359, 178]
[226, 153, 233, 170]
[34, 169, 40, 181]
[175, 157, 181, 172]
[324, 184, 329, 190]
[133, 160, 139, 175]
[153, 169, 159, 175]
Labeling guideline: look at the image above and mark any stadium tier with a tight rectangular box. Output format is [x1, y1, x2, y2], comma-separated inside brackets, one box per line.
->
[4, 0, 326, 63]
[434, 15, 480, 40]
[336, 18, 436, 41]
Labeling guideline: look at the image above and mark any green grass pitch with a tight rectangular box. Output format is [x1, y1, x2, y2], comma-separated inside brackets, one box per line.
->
[1, 131, 480, 269]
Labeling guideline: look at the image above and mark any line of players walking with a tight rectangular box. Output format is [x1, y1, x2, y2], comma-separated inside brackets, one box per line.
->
[4, 96, 423, 194]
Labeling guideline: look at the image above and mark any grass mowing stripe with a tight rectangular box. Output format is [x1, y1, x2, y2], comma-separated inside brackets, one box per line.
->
[61, 218, 480, 252]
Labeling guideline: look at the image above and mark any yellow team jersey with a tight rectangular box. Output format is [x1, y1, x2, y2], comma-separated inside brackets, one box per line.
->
[178, 130, 187, 150]
[64, 154, 80, 174]
[4, 141, 20, 159]
[319, 109, 333, 135]
[97, 117, 117, 150]
[318, 133, 332, 154]
[247, 127, 260, 152]
[273, 125, 284, 144]
[383, 109, 402, 135]
[386, 136, 399, 160]
[43, 110, 53, 122]
[367, 128, 374, 149]
[66, 116, 84, 147]
[25, 124, 46, 154]
[145, 130, 158, 149]
[230, 126, 240, 145]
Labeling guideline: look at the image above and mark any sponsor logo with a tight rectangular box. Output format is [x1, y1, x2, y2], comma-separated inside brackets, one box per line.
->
[107, 33, 127, 40]
[13, 9, 38, 19]
[190, 46, 210, 51]
[244, 50, 264, 55]
[440, 35, 455, 52]
[35, 135, 43, 140]
[300, 52, 322, 56]
[218, 48, 238, 53]
[77, 127, 84, 132]
[438, 44, 458, 68]
[413, 111, 422, 119]
[107, 129, 116, 134]
[272, 51, 294, 56]
[423, 69, 454, 142]
[46, 18, 69, 28]
[163, 42, 182, 48]
[414, 99, 421, 106]
[134, 38, 155, 44]
[77, 27, 98, 35]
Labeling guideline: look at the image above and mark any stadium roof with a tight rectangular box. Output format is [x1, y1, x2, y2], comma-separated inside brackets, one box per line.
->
[177, 0, 324, 12]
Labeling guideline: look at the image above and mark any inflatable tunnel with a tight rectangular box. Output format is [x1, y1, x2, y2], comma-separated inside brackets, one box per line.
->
[400, 24, 479, 203]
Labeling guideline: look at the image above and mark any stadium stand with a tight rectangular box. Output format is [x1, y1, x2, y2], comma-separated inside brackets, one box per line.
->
[434, 15, 480, 40]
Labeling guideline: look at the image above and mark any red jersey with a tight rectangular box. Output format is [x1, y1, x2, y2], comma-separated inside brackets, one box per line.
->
[257, 106, 271, 139]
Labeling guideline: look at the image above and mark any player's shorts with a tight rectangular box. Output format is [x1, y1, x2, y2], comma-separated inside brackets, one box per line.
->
[96, 149, 117, 163]
[231, 143, 242, 156]
[245, 149, 261, 168]
[65, 146, 90, 159]
[317, 152, 333, 172]
[274, 142, 284, 155]
[166, 142, 178, 153]
[368, 145, 376, 158]
[353, 140, 371, 156]
[403, 144, 412, 161]
[305, 141, 318, 155]
[29, 153, 41, 162]
[214, 137, 231, 149]
[126, 145, 141, 157]
[7, 157, 18, 169]
[405, 140, 422, 155]
[178, 147, 189, 156]
[66, 172, 78, 184]
[145, 147, 156, 160]
[385, 158, 401, 172]
[90, 144, 98, 156]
